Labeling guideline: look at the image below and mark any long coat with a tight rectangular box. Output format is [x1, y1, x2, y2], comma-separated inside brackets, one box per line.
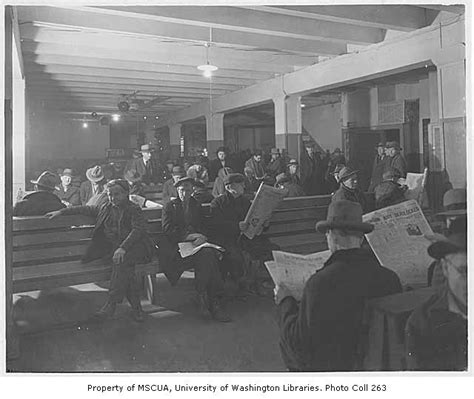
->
[385, 153, 407, 178]
[332, 184, 369, 213]
[13, 191, 65, 217]
[368, 155, 387, 192]
[162, 178, 178, 205]
[300, 152, 325, 195]
[374, 180, 407, 209]
[278, 248, 402, 371]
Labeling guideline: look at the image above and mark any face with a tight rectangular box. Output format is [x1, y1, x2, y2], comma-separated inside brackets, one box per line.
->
[166, 163, 174, 171]
[177, 182, 193, 202]
[172, 174, 183, 183]
[217, 151, 226, 161]
[61, 175, 71, 186]
[107, 185, 128, 207]
[306, 147, 314, 156]
[226, 182, 245, 197]
[254, 155, 262, 162]
[271, 153, 279, 160]
[442, 251, 467, 307]
[343, 175, 358, 189]
[142, 151, 152, 161]
[387, 147, 396, 157]
[377, 146, 384, 156]
[289, 164, 298, 174]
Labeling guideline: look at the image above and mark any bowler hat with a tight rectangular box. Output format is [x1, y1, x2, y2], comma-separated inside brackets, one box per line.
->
[86, 165, 105, 183]
[30, 171, 59, 190]
[287, 159, 298, 166]
[171, 166, 185, 177]
[173, 177, 195, 188]
[316, 200, 374, 234]
[271, 148, 280, 155]
[223, 173, 245, 186]
[385, 141, 402, 150]
[139, 144, 155, 153]
[426, 216, 467, 259]
[60, 168, 74, 177]
[338, 166, 358, 182]
[437, 188, 467, 217]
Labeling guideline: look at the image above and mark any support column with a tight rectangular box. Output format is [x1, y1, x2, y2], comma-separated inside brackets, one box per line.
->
[206, 113, 224, 157]
[273, 95, 302, 159]
[169, 123, 182, 160]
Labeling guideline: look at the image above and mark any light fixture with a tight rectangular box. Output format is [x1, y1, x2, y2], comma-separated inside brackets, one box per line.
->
[155, 116, 159, 120]
[112, 114, 120, 122]
[197, 27, 218, 78]
[82, 122, 88, 128]
[143, 116, 147, 120]
[300, 103, 306, 108]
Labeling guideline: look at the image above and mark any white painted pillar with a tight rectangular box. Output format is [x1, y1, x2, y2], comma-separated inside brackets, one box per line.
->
[273, 96, 287, 150]
[285, 95, 302, 159]
[205, 113, 225, 157]
[169, 123, 182, 159]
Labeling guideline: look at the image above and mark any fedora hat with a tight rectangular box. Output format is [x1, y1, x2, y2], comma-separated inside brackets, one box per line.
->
[385, 141, 402, 150]
[316, 200, 374, 234]
[332, 163, 345, 176]
[173, 177, 195, 188]
[171, 166, 185, 177]
[86, 165, 105, 183]
[60, 168, 74, 177]
[437, 188, 467, 217]
[30, 171, 59, 190]
[287, 159, 298, 166]
[139, 144, 154, 153]
[271, 148, 280, 155]
[426, 216, 467, 259]
[338, 166, 358, 182]
[375, 142, 385, 148]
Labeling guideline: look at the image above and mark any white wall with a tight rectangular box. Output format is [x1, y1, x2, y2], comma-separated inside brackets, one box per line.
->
[302, 102, 342, 151]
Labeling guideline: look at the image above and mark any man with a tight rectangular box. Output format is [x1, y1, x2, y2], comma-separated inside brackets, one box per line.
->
[162, 166, 185, 205]
[286, 159, 301, 186]
[161, 159, 175, 183]
[13, 171, 65, 216]
[427, 188, 467, 287]
[266, 148, 286, 182]
[368, 142, 387, 192]
[245, 150, 267, 181]
[374, 169, 408, 209]
[276, 200, 402, 371]
[405, 216, 467, 371]
[161, 177, 230, 322]
[275, 173, 305, 197]
[332, 166, 369, 212]
[325, 148, 346, 188]
[46, 179, 156, 322]
[212, 167, 233, 198]
[54, 168, 81, 207]
[186, 158, 209, 184]
[300, 142, 324, 195]
[123, 144, 162, 186]
[80, 165, 106, 205]
[209, 147, 232, 181]
[384, 141, 407, 178]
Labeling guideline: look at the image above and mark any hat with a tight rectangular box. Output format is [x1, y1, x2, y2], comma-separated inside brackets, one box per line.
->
[171, 166, 185, 177]
[173, 177, 195, 188]
[332, 163, 345, 176]
[30, 171, 59, 190]
[426, 216, 467, 259]
[223, 173, 245, 186]
[271, 148, 280, 155]
[385, 141, 402, 150]
[437, 188, 467, 217]
[287, 159, 298, 166]
[275, 173, 290, 185]
[316, 200, 374, 234]
[86, 166, 105, 183]
[60, 168, 74, 177]
[106, 179, 130, 194]
[338, 166, 358, 182]
[375, 142, 385, 148]
[139, 144, 154, 153]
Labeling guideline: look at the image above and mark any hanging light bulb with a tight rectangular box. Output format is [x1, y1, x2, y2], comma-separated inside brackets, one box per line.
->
[197, 28, 218, 78]
[82, 122, 88, 128]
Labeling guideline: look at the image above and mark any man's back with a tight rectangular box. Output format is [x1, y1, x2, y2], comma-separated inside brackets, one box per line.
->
[13, 191, 65, 216]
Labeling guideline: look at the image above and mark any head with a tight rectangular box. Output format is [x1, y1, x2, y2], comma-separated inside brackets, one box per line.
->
[376, 143, 385, 156]
[438, 188, 467, 228]
[142, 150, 152, 162]
[140, 144, 154, 162]
[385, 142, 401, 157]
[253, 149, 263, 162]
[216, 147, 227, 161]
[171, 166, 185, 183]
[60, 169, 73, 186]
[271, 148, 280, 160]
[165, 160, 174, 172]
[176, 180, 194, 202]
[224, 173, 246, 198]
[326, 228, 364, 253]
[287, 159, 298, 175]
[338, 167, 359, 189]
[86, 165, 105, 185]
[106, 180, 129, 207]
[305, 144, 314, 156]
[31, 171, 59, 192]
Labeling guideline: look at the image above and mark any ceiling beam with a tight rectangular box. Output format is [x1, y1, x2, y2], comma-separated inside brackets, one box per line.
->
[417, 5, 465, 15]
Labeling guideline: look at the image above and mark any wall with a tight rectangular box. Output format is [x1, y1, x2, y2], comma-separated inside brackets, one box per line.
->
[302, 102, 342, 151]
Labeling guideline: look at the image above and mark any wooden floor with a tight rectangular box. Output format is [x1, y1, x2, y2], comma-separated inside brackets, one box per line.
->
[7, 273, 286, 373]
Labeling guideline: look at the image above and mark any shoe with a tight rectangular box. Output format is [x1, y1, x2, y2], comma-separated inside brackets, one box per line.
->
[196, 292, 211, 319]
[209, 299, 231, 323]
[93, 301, 116, 320]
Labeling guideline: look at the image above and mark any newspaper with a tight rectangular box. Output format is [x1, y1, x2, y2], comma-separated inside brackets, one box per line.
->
[363, 199, 433, 287]
[178, 242, 225, 258]
[403, 170, 427, 202]
[242, 183, 287, 239]
[265, 250, 331, 301]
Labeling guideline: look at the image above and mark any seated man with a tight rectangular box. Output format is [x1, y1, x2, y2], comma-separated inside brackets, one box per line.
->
[186, 157, 209, 184]
[332, 166, 369, 212]
[54, 168, 81, 207]
[45, 179, 156, 322]
[80, 165, 106, 205]
[13, 171, 65, 216]
[405, 216, 467, 371]
[275, 200, 402, 371]
[212, 167, 233, 198]
[123, 144, 162, 186]
[160, 177, 230, 322]
[275, 173, 305, 197]
[162, 166, 185, 205]
[374, 169, 408, 209]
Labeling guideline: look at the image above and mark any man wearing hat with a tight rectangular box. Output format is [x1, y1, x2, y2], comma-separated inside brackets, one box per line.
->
[123, 144, 162, 186]
[427, 188, 467, 287]
[374, 169, 408, 210]
[300, 142, 325, 195]
[275, 200, 402, 371]
[332, 166, 369, 212]
[368, 142, 387, 192]
[161, 177, 230, 322]
[80, 165, 106, 205]
[46, 179, 157, 322]
[162, 166, 186, 205]
[245, 150, 267, 181]
[266, 148, 286, 183]
[384, 141, 407, 178]
[209, 147, 235, 182]
[286, 159, 301, 186]
[325, 148, 346, 191]
[13, 171, 65, 216]
[54, 168, 81, 207]
[406, 216, 467, 370]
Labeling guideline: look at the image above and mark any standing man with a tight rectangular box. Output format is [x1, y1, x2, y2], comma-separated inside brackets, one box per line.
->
[300, 142, 324, 195]
[368, 142, 387, 192]
[332, 167, 369, 212]
[46, 180, 156, 322]
[124, 144, 162, 186]
[384, 141, 407, 178]
[161, 177, 230, 322]
[275, 200, 402, 371]
[80, 165, 106, 205]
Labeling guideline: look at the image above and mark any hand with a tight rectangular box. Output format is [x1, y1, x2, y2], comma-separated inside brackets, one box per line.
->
[45, 210, 63, 219]
[61, 200, 70, 207]
[113, 247, 126, 264]
[274, 283, 293, 305]
[185, 233, 207, 246]
[239, 221, 249, 232]
[193, 235, 206, 247]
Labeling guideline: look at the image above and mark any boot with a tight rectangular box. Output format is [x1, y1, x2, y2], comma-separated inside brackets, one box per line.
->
[196, 292, 211, 319]
[209, 298, 231, 323]
[93, 301, 116, 320]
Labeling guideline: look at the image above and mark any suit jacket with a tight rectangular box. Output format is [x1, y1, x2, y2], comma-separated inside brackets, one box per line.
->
[162, 178, 178, 205]
[300, 152, 324, 195]
[124, 157, 162, 184]
[13, 191, 66, 217]
[368, 155, 387, 192]
[54, 185, 81, 206]
[245, 157, 266, 179]
[385, 153, 407, 178]
[332, 184, 369, 213]
[80, 180, 105, 205]
[209, 159, 233, 181]
[278, 248, 402, 371]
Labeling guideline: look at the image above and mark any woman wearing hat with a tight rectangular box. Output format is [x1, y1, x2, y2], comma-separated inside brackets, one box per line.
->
[275, 200, 402, 371]
[80, 165, 106, 205]
[332, 166, 370, 212]
[54, 168, 81, 207]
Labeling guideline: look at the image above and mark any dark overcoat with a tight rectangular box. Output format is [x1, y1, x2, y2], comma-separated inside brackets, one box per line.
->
[13, 191, 65, 217]
[332, 185, 370, 213]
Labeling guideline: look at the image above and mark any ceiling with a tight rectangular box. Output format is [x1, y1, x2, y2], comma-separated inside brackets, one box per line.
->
[17, 4, 464, 122]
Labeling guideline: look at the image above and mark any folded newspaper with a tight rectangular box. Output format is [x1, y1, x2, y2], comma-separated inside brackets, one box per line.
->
[242, 183, 288, 239]
[178, 242, 225, 258]
[265, 250, 331, 301]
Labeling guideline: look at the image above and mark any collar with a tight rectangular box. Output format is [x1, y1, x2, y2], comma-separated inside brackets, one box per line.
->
[323, 248, 365, 266]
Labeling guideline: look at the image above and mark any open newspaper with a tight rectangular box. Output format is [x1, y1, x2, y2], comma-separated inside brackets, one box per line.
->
[363, 199, 433, 287]
[178, 242, 225, 258]
[265, 250, 331, 301]
[242, 182, 287, 239]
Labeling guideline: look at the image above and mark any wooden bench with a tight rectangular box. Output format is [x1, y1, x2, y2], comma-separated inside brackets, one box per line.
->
[11, 195, 331, 297]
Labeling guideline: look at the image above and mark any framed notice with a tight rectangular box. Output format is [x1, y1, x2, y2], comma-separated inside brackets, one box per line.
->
[428, 123, 445, 171]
